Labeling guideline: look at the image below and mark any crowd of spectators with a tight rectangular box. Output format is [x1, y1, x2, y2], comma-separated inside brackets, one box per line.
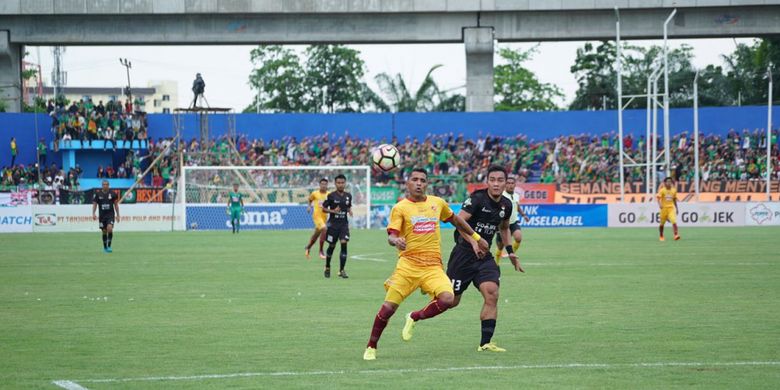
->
[169, 128, 779, 185]
[4, 128, 779, 197]
[46, 98, 149, 152]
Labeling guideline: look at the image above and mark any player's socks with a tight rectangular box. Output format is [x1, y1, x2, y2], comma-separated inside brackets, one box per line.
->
[494, 249, 502, 260]
[339, 243, 347, 273]
[367, 304, 395, 349]
[672, 224, 678, 237]
[480, 319, 497, 346]
[102, 233, 107, 249]
[325, 244, 335, 269]
[410, 298, 450, 321]
[659, 225, 664, 238]
[107, 232, 113, 248]
[513, 241, 520, 252]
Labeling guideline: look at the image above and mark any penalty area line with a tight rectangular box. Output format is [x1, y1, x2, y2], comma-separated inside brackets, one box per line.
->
[349, 253, 389, 262]
[56, 361, 780, 386]
[52, 380, 89, 390]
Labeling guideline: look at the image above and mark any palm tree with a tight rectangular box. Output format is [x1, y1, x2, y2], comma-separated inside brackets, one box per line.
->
[371, 64, 463, 112]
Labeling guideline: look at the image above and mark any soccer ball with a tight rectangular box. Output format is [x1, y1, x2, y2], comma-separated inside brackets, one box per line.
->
[371, 144, 400, 172]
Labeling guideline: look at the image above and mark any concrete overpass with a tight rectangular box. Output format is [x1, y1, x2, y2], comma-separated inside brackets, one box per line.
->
[1, 0, 779, 112]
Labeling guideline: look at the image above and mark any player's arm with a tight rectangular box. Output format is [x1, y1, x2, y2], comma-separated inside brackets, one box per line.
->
[91, 198, 97, 221]
[347, 194, 353, 217]
[673, 192, 678, 213]
[240, 194, 244, 209]
[517, 202, 530, 222]
[500, 219, 524, 272]
[386, 206, 406, 249]
[656, 192, 663, 210]
[307, 193, 315, 214]
[113, 196, 120, 223]
[387, 230, 406, 250]
[322, 195, 340, 214]
[452, 210, 488, 258]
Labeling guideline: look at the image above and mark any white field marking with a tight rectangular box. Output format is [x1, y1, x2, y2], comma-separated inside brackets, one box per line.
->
[52, 380, 89, 390]
[59, 361, 780, 385]
[349, 253, 389, 262]
[519, 262, 775, 267]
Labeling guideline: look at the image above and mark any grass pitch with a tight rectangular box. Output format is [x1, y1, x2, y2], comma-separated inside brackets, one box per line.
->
[1, 227, 779, 389]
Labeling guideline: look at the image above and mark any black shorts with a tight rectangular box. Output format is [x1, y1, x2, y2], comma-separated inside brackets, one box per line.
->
[98, 216, 114, 230]
[446, 245, 500, 296]
[325, 224, 350, 243]
[494, 222, 521, 246]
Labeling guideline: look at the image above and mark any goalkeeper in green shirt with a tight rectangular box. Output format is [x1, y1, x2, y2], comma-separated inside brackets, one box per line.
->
[227, 183, 244, 234]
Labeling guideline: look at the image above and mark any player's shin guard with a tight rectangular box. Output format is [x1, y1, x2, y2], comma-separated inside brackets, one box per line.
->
[480, 319, 497, 346]
[367, 304, 396, 348]
[339, 243, 347, 271]
[411, 299, 450, 321]
[107, 232, 113, 248]
[325, 244, 335, 269]
[102, 233, 107, 249]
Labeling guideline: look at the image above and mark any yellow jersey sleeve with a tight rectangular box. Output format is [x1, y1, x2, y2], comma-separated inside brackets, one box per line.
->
[387, 202, 405, 235]
[437, 197, 454, 222]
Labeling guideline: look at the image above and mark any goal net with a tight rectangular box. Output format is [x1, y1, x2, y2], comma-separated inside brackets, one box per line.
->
[181, 165, 371, 231]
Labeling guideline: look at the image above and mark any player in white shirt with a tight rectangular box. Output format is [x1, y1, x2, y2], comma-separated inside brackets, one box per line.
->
[495, 175, 530, 260]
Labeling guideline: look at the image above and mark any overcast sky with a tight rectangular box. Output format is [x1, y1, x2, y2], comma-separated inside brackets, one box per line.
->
[29, 38, 751, 111]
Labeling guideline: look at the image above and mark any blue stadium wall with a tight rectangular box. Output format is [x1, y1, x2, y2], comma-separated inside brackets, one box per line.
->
[2, 105, 777, 167]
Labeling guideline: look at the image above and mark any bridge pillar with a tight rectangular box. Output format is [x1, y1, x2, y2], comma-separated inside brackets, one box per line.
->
[0, 31, 22, 112]
[464, 27, 494, 112]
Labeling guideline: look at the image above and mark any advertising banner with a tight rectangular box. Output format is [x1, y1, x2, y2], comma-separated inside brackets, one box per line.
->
[60, 188, 172, 204]
[608, 203, 745, 227]
[557, 181, 780, 204]
[371, 186, 401, 205]
[32, 204, 180, 232]
[186, 204, 313, 230]
[744, 202, 780, 226]
[0, 205, 33, 233]
[518, 204, 608, 228]
[467, 183, 556, 204]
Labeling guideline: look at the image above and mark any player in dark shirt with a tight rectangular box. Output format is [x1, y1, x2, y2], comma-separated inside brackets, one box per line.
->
[91, 180, 120, 253]
[447, 165, 524, 352]
[320, 174, 353, 279]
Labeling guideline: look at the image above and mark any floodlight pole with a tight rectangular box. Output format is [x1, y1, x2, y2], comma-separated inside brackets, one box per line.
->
[615, 7, 625, 202]
[768, 63, 773, 201]
[663, 8, 676, 179]
[646, 72, 652, 199]
[119, 58, 132, 102]
[693, 70, 700, 202]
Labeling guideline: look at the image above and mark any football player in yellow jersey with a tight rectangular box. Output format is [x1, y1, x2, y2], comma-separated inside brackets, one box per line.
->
[305, 178, 329, 259]
[363, 168, 489, 361]
[657, 177, 681, 241]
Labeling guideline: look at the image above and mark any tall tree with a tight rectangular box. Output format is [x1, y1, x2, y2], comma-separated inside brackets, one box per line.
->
[494, 46, 563, 111]
[246, 45, 309, 113]
[373, 64, 464, 112]
[723, 38, 780, 106]
[304, 45, 367, 113]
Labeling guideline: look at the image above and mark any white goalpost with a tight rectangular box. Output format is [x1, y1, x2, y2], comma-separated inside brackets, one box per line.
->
[180, 165, 372, 231]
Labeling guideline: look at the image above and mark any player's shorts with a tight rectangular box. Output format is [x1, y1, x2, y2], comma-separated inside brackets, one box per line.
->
[98, 216, 114, 230]
[230, 207, 243, 220]
[495, 222, 522, 245]
[660, 207, 677, 224]
[446, 245, 501, 296]
[325, 224, 350, 243]
[383, 256, 453, 305]
[312, 213, 327, 230]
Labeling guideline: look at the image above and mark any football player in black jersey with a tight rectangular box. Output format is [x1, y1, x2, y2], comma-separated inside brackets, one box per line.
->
[447, 165, 524, 352]
[91, 180, 120, 253]
[321, 174, 353, 278]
